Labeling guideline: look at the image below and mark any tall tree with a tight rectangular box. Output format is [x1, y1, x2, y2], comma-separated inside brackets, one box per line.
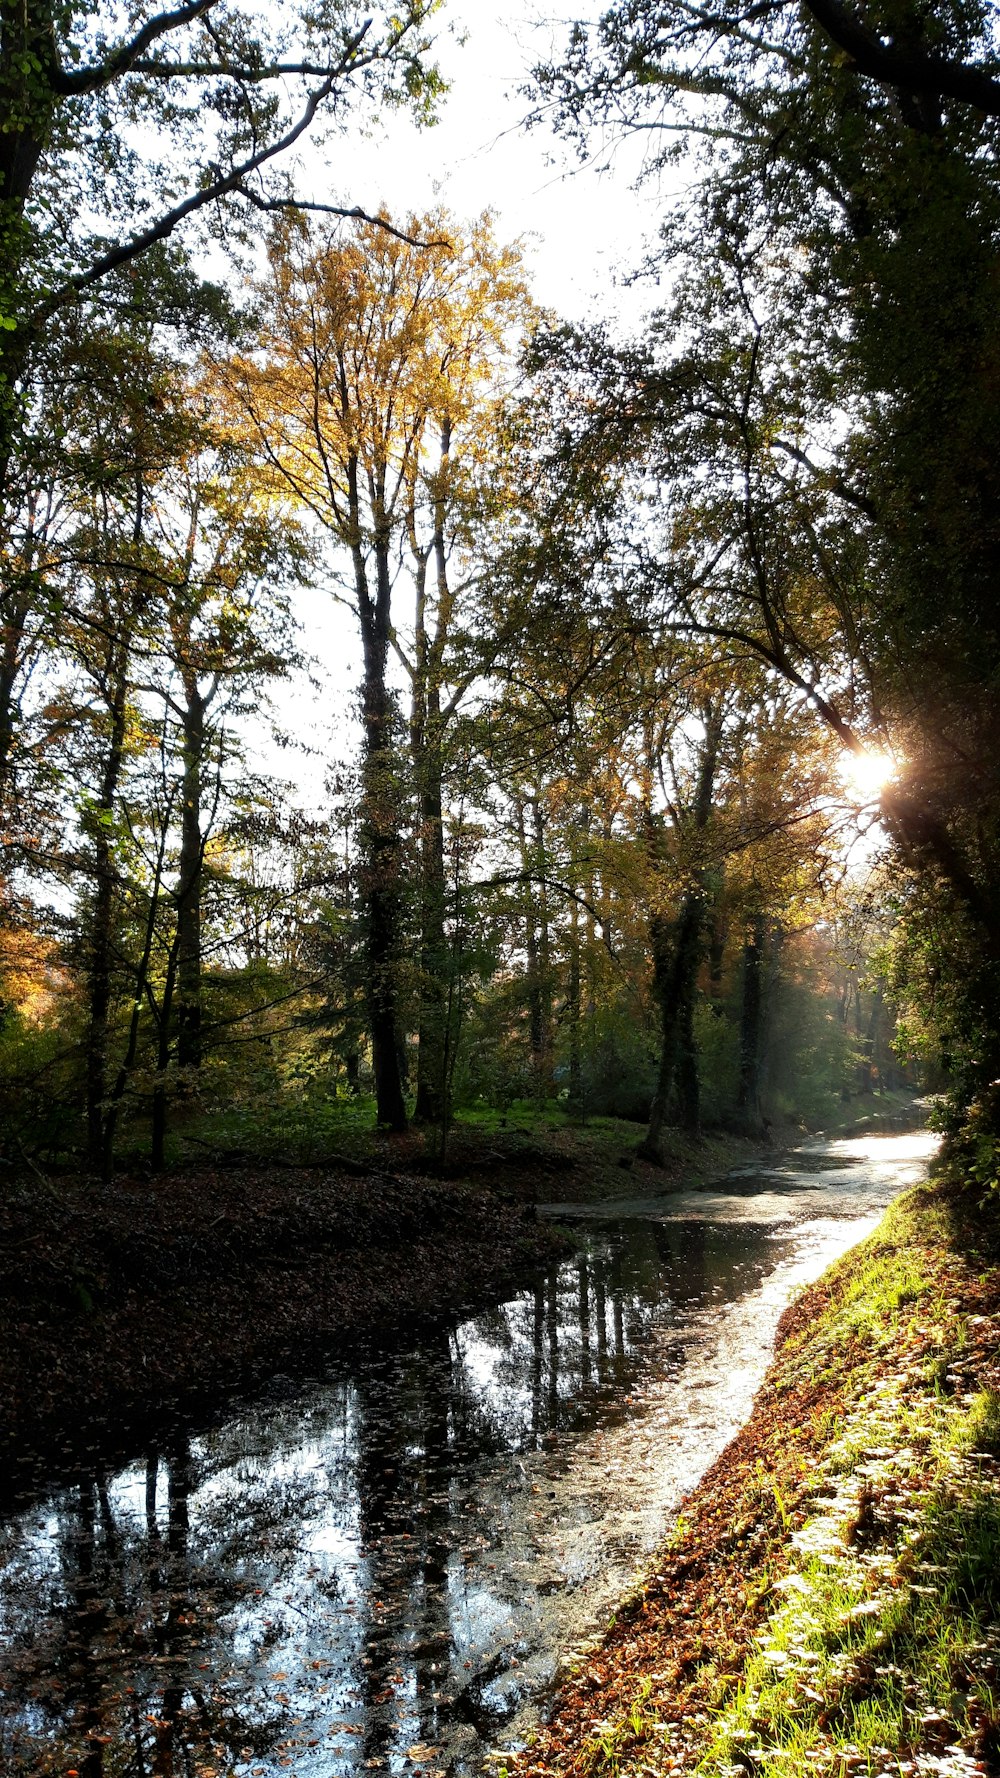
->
[225, 210, 533, 1128]
[139, 421, 300, 1164]
[533, 0, 1000, 1113]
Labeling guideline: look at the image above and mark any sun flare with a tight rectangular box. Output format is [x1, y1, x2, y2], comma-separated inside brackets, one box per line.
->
[838, 747, 899, 803]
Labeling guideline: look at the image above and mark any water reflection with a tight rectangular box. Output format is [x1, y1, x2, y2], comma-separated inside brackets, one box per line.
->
[0, 1139, 933, 1777]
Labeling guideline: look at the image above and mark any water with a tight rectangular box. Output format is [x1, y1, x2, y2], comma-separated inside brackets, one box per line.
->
[0, 1131, 938, 1777]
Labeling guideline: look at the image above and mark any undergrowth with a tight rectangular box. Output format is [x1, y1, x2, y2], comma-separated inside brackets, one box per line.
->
[705, 1386, 1000, 1777]
[704, 1187, 1000, 1777]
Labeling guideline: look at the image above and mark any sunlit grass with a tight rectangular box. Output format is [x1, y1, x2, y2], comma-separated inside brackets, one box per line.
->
[698, 1185, 1000, 1778]
[578, 1679, 655, 1776]
[780, 1186, 951, 1360]
[704, 1449, 1000, 1778]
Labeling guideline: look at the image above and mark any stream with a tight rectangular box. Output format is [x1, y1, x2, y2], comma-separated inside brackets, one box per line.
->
[0, 1130, 938, 1777]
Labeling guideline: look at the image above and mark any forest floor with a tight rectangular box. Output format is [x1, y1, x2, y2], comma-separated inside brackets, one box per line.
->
[0, 1117, 764, 1507]
[499, 1157, 1000, 1778]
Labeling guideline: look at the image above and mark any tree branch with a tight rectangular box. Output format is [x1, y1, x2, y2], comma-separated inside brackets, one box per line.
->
[802, 0, 1000, 117]
[29, 55, 359, 329]
[236, 190, 452, 250]
[54, 0, 223, 96]
[126, 57, 364, 82]
[471, 871, 618, 954]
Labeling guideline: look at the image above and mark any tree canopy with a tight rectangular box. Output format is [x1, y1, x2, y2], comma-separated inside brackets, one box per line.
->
[0, 0, 992, 1177]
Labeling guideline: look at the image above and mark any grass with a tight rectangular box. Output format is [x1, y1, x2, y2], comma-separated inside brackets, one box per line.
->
[576, 1681, 657, 1778]
[699, 1184, 1000, 1778]
[160, 1093, 616, 1169]
[705, 1386, 1000, 1777]
[151, 1094, 771, 1209]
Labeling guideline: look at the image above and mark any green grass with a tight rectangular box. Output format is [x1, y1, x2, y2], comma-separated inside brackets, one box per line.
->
[575, 1679, 656, 1777]
[780, 1188, 951, 1361]
[703, 1427, 1000, 1777]
[696, 1185, 1000, 1778]
[166, 1090, 383, 1166]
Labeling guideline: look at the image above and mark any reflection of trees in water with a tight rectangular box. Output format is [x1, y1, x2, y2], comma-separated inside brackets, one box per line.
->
[461, 1242, 672, 1448]
[353, 1330, 467, 1762]
[0, 1434, 288, 1776]
[651, 1222, 708, 1306]
[578, 1257, 592, 1389]
[65, 1481, 104, 1778]
[650, 1220, 778, 1309]
[413, 1331, 453, 1742]
[0, 1223, 730, 1776]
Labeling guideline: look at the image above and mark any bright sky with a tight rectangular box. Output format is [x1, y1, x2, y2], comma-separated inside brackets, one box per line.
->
[309, 5, 661, 322]
[262, 2, 668, 810]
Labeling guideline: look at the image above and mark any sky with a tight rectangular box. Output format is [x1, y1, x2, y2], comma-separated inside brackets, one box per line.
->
[303, 6, 661, 323]
[260, 2, 669, 810]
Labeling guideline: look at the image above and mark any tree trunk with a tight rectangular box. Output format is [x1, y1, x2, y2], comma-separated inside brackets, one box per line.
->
[708, 901, 727, 995]
[410, 434, 453, 1126]
[85, 651, 129, 1171]
[675, 965, 701, 1133]
[638, 894, 705, 1160]
[175, 675, 204, 1074]
[736, 911, 767, 1135]
[102, 834, 170, 1180]
[0, 6, 58, 506]
[355, 511, 407, 1131]
[412, 715, 447, 1123]
[151, 935, 180, 1172]
[532, 796, 554, 1091]
[516, 799, 546, 1098]
[567, 889, 582, 1110]
[637, 707, 722, 1164]
[0, 586, 29, 820]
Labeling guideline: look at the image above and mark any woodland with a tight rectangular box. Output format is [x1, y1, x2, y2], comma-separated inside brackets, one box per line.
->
[0, 0, 998, 1183]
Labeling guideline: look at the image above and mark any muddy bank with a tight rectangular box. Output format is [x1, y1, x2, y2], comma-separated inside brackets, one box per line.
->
[503, 1164, 1000, 1777]
[0, 1161, 568, 1504]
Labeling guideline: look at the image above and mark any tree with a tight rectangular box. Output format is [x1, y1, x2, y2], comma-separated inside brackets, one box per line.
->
[9, 313, 301, 1174]
[224, 210, 534, 1129]
[137, 417, 302, 1166]
[0, 2, 441, 502]
[393, 271, 536, 1124]
[527, 9, 1000, 1112]
[482, 327, 862, 1144]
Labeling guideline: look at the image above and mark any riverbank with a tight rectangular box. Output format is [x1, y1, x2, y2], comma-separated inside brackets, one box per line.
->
[501, 1159, 1000, 1777]
[0, 1158, 567, 1505]
[0, 1121, 770, 1504]
[0, 1123, 772, 1500]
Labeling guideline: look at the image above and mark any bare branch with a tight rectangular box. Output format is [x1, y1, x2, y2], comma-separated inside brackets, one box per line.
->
[237, 190, 452, 251]
[126, 58, 362, 82]
[471, 871, 618, 955]
[770, 436, 878, 519]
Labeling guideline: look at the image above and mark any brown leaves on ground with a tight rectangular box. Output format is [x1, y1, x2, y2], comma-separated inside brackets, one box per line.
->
[0, 1160, 567, 1504]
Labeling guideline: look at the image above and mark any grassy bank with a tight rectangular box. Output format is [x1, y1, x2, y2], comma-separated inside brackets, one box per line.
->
[503, 1162, 1000, 1778]
[146, 1098, 780, 1195]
